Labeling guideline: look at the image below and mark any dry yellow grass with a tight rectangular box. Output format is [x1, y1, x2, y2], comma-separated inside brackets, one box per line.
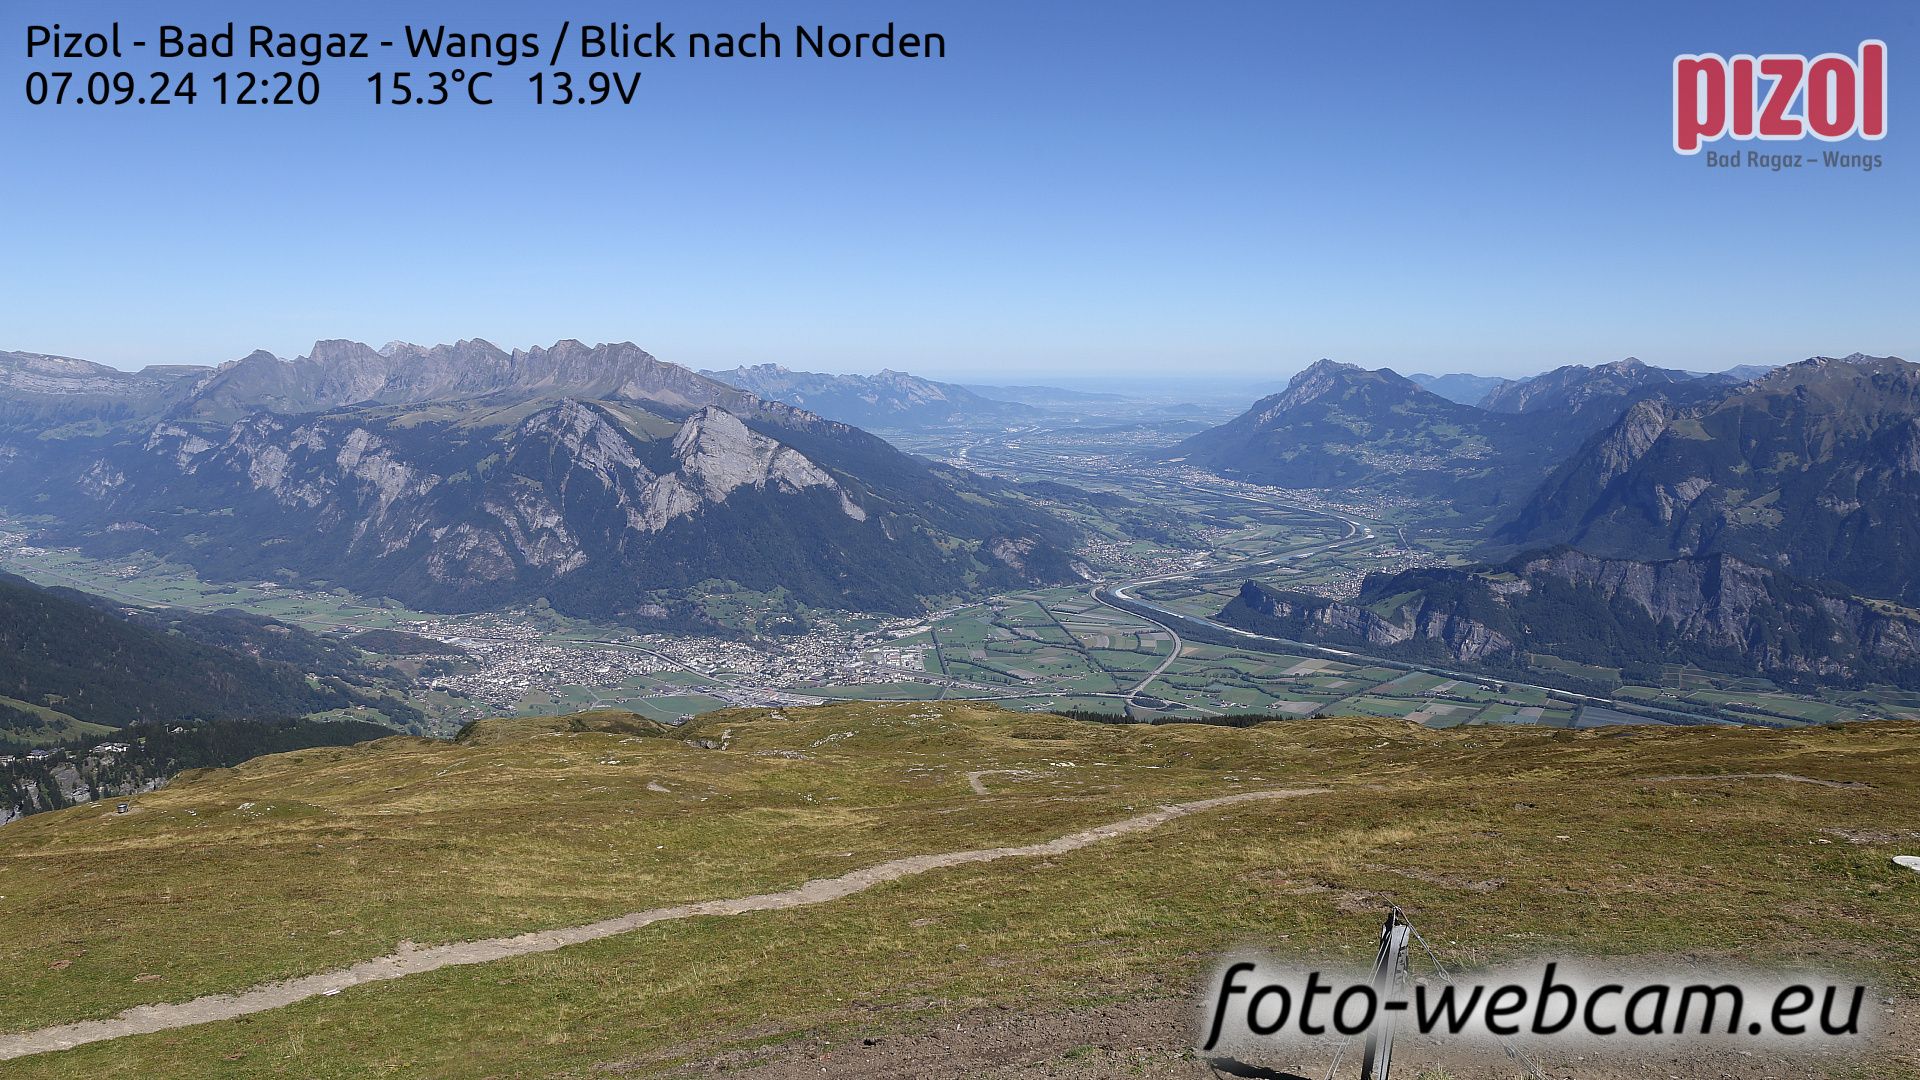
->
[0, 704, 1915, 1077]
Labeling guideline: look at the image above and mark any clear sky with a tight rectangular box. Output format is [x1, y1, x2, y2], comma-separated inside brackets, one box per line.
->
[3, 0, 1913, 379]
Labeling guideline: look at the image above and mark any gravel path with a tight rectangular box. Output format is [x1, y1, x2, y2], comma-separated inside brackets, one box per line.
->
[0, 787, 1324, 1063]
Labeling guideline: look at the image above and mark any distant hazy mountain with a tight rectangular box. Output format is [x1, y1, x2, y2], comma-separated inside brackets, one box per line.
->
[1697, 363, 1779, 383]
[701, 364, 1037, 428]
[1219, 548, 1920, 690]
[1170, 360, 1496, 486]
[1165, 360, 1575, 514]
[1498, 354, 1920, 603]
[1478, 358, 1704, 420]
[0, 351, 210, 423]
[961, 383, 1132, 406]
[1408, 372, 1511, 405]
[0, 341, 1086, 619]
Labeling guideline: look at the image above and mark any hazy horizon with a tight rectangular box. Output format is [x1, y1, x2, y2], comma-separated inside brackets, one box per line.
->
[14, 334, 1863, 389]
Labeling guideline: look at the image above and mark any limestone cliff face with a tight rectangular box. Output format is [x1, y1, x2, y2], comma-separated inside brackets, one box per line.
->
[1513, 549, 1920, 680]
[1590, 399, 1671, 485]
[1222, 547, 1920, 688]
[131, 400, 869, 591]
[1226, 583, 1515, 662]
[0, 351, 208, 423]
[668, 407, 842, 504]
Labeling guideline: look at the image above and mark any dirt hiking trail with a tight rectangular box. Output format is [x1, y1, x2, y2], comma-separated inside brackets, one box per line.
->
[0, 787, 1324, 1063]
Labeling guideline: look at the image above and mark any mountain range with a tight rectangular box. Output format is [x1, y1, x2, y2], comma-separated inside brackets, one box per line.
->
[0, 341, 1087, 621]
[700, 364, 1039, 428]
[1410, 361, 1773, 410]
[1186, 351, 1920, 693]
[1498, 354, 1920, 604]
[1167, 357, 1773, 520]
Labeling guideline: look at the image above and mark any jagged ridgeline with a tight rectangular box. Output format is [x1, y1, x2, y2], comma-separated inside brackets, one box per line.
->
[0, 340, 1088, 618]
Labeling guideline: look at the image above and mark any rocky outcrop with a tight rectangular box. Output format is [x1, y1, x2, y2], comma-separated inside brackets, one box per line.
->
[1221, 547, 1920, 688]
[1259, 359, 1363, 417]
[1591, 399, 1671, 484]
[1514, 549, 1920, 681]
[1222, 582, 1514, 662]
[670, 407, 839, 503]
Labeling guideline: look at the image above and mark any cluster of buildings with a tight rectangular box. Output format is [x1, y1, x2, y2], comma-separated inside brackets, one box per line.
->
[385, 609, 942, 719]
[633, 613, 935, 691]
[400, 613, 673, 710]
[1075, 538, 1210, 582]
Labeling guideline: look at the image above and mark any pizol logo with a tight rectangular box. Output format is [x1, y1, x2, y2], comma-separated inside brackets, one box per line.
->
[1673, 41, 1887, 154]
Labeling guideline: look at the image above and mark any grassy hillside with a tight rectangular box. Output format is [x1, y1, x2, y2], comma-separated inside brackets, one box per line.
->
[0, 704, 1915, 1077]
[0, 695, 114, 748]
[0, 572, 417, 740]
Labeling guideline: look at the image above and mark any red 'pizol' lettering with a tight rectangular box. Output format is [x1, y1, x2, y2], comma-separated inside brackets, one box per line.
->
[1673, 40, 1887, 154]
[1757, 57, 1805, 138]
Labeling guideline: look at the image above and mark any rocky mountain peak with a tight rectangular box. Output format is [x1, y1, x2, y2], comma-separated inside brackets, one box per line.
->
[222, 350, 281, 370]
[1269, 359, 1367, 411]
[306, 339, 386, 365]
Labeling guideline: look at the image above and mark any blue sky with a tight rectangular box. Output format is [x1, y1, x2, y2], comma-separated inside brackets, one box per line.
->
[3, 0, 1913, 378]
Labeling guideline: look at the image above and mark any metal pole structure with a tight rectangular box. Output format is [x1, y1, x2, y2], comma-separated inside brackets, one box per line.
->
[1360, 908, 1411, 1079]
